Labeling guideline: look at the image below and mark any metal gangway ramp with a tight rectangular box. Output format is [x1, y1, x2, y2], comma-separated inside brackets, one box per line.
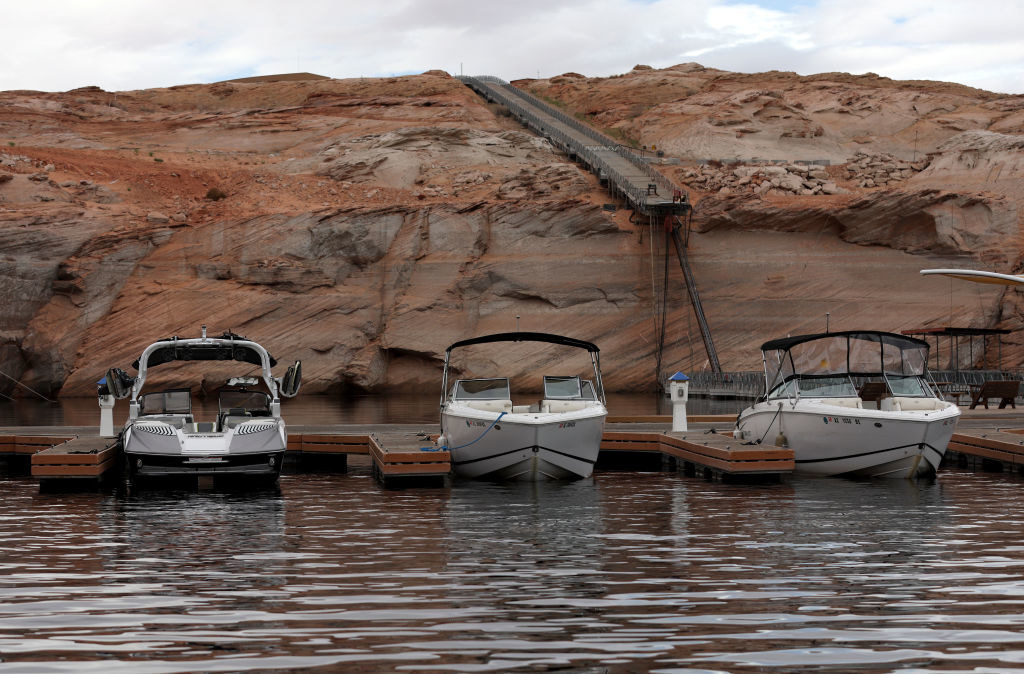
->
[458, 75, 720, 374]
[458, 76, 688, 217]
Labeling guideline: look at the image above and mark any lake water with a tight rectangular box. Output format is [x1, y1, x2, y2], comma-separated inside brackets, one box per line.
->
[0, 393, 746, 428]
[4, 465, 1024, 672]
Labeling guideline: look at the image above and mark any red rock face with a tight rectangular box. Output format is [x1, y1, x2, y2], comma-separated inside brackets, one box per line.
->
[0, 68, 1022, 397]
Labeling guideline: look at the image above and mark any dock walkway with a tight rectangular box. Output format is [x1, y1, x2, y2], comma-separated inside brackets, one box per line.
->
[8, 407, 1024, 487]
[30, 437, 120, 484]
[458, 76, 687, 217]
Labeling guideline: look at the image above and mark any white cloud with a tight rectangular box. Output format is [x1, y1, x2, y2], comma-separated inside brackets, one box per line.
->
[0, 0, 1020, 94]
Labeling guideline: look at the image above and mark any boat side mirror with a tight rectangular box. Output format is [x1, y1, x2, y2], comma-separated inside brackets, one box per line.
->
[104, 368, 134, 399]
[280, 361, 302, 398]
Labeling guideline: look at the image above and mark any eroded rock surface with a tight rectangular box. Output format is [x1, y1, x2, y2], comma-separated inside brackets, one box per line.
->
[1, 67, 1022, 397]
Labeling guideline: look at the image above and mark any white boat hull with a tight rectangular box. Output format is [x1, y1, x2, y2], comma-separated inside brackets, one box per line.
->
[736, 400, 960, 478]
[123, 420, 287, 479]
[442, 407, 605, 481]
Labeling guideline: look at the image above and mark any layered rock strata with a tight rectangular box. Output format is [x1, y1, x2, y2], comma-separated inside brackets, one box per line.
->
[0, 67, 1022, 397]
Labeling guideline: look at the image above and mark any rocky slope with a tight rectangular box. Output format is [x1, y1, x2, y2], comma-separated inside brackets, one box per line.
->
[1, 66, 1023, 397]
[521, 65, 1024, 369]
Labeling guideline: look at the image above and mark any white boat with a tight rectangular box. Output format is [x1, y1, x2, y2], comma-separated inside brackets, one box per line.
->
[103, 326, 301, 482]
[439, 332, 608, 481]
[734, 330, 960, 478]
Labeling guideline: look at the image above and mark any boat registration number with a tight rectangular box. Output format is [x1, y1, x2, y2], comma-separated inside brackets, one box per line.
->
[822, 416, 860, 425]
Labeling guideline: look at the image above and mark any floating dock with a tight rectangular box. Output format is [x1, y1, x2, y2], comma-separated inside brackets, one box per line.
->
[7, 408, 1024, 488]
[29, 437, 120, 486]
[947, 430, 1024, 473]
[1, 434, 75, 463]
[601, 430, 793, 481]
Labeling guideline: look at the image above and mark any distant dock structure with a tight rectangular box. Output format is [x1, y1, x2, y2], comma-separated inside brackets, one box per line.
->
[458, 76, 688, 218]
[458, 75, 722, 374]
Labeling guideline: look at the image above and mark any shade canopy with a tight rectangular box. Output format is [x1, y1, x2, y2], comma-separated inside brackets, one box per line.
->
[920, 269, 1024, 287]
[132, 333, 277, 370]
[763, 330, 930, 388]
[445, 331, 599, 354]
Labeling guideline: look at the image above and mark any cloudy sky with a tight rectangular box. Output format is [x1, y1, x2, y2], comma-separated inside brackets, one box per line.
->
[2, 0, 1022, 94]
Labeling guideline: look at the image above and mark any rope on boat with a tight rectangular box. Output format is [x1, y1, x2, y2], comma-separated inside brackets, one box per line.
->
[429, 411, 507, 452]
[743, 403, 783, 446]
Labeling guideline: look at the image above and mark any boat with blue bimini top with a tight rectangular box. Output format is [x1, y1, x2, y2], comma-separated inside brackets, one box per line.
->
[439, 332, 608, 481]
[733, 330, 960, 478]
[103, 326, 301, 482]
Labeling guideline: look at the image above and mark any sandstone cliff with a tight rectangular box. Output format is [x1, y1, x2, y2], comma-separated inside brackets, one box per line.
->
[1, 66, 1022, 397]
[521, 64, 1024, 370]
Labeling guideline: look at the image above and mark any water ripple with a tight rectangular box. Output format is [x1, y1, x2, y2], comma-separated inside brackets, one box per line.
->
[2, 470, 1024, 670]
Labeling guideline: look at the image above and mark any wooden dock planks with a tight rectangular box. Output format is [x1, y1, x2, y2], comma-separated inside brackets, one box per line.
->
[7, 424, 792, 488]
[31, 437, 120, 479]
[285, 432, 449, 484]
[0, 435, 75, 457]
[948, 430, 1024, 470]
[606, 414, 737, 424]
[369, 433, 450, 484]
[600, 430, 793, 480]
[288, 433, 370, 455]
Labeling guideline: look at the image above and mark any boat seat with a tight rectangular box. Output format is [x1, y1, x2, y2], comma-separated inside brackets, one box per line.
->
[219, 408, 252, 430]
[823, 398, 863, 409]
[463, 400, 513, 413]
[139, 415, 191, 429]
[892, 397, 948, 411]
[542, 400, 591, 413]
[221, 415, 252, 430]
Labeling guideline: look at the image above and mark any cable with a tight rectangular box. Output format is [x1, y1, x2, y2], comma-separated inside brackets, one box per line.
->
[743, 403, 783, 445]
[0, 370, 55, 402]
[432, 411, 507, 451]
[655, 220, 670, 389]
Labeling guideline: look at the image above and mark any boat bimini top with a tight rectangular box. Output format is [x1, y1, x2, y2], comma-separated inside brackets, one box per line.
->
[105, 326, 300, 420]
[762, 330, 930, 399]
[920, 268, 1024, 286]
[441, 331, 606, 406]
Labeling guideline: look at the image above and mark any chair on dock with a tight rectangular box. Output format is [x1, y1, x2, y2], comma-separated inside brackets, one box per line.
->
[969, 380, 1021, 409]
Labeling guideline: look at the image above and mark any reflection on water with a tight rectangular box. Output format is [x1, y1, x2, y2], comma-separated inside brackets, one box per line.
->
[4, 469, 1024, 671]
[0, 393, 746, 427]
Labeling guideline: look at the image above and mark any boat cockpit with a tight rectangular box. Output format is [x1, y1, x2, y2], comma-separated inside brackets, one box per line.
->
[218, 389, 273, 429]
[135, 386, 276, 433]
[138, 388, 195, 428]
[449, 375, 601, 414]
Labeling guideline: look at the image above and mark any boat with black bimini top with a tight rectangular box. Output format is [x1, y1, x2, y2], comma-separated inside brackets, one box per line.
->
[733, 330, 960, 478]
[439, 332, 608, 481]
[103, 326, 301, 482]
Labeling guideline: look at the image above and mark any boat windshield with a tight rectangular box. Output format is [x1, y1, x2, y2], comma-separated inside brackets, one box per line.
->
[885, 375, 933, 397]
[768, 376, 858, 399]
[218, 389, 271, 414]
[140, 389, 191, 415]
[764, 331, 929, 393]
[543, 376, 582, 399]
[453, 378, 511, 400]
